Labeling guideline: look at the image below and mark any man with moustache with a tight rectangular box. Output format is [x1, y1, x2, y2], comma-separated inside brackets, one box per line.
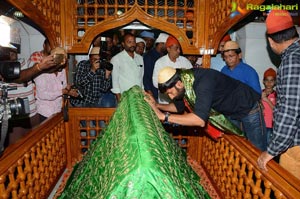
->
[152, 36, 192, 103]
[111, 33, 144, 102]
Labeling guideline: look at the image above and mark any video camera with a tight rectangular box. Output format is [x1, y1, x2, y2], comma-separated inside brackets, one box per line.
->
[0, 47, 30, 155]
[0, 81, 30, 155]
[0, 58, 30, 124]
[0, 82, 30, 121]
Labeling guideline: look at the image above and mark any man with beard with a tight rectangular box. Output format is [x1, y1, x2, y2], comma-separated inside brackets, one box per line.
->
[144, 67, 267, 151]
[111, 33, 144, 102]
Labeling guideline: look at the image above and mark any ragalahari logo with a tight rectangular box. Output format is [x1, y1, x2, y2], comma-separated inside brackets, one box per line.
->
[230, 2, 247, 18]
[230, 2, 298, 18]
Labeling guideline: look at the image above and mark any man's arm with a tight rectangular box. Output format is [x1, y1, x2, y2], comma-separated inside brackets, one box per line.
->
[13, 55, 57, 83]
[111, 56, 121, 98]
[257, 55, 300, 171]
[144, 92, 206, 127]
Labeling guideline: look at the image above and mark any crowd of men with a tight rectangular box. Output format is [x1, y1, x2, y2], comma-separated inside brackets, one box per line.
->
[1, 10, 299, 180]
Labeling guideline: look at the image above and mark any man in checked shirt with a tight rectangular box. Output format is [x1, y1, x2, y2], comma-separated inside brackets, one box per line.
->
[257, 10, 300, 180]
[70, 47, 116, 107]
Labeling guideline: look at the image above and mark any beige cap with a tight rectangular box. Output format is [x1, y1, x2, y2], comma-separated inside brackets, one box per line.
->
[223, 41, 240, 51]
[158, 66, 176, 84]
[90, 47, 100, 55]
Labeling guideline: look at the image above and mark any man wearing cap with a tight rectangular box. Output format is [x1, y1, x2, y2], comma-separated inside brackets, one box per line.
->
[221, 40, 261, 94]
[145, 66, 267, 151]
[111, 33, 144, 101]
[257, 10, 300, 179]
[143, 33, 169, 100]
[139, 30, 155, 52]
[71, 46, 115, 107]
[210, 34, 231, 71]
[135, 37, 146, 56]
[152, 36, 193, 103]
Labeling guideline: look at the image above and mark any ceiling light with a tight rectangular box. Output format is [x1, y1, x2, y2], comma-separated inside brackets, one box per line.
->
[13, 11, 24, 18]
[121, 21, 151, 30]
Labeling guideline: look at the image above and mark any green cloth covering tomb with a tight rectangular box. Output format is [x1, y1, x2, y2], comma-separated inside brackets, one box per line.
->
[58, 86, 210, 199]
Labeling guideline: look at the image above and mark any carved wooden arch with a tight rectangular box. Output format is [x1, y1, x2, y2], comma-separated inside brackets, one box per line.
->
[69, 4, 197, 54]
[208, 0, 265, 52]
[7, 0, 61, 48]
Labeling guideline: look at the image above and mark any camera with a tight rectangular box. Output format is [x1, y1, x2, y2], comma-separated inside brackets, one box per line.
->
[98, 37, 113, 71]
[0, 61, 21, 80]
[95, 58, 113, 72]
[0, 84, 30, 120]
[1, 82, 30, 155]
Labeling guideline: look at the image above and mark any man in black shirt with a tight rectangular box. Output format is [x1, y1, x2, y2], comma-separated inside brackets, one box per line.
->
[145, 67, 267, 151]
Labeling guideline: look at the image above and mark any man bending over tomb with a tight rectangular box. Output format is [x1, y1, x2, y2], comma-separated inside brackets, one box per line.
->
[145, 67, 267, 151]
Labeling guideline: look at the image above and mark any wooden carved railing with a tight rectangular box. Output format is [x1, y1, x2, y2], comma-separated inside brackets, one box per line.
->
[1, 108, 299, 199]
[201, 134, 300, 198]
[0, 113, 66, 199]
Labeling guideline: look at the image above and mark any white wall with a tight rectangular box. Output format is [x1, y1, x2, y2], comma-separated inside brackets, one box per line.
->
[236, 22, 277, 88]
[236, 22, 300, 88]
[10, 20, 45, 65]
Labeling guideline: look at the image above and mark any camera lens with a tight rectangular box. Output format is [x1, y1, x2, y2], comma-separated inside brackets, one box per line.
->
[8, 98, 30, 116]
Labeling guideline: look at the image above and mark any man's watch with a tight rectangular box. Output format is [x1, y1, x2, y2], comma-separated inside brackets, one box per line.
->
[164, 112, 170, 123]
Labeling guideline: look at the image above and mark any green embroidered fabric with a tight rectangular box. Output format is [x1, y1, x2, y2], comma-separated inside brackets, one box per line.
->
[58, 86, 210, 199]
[180, 69, 244, 137]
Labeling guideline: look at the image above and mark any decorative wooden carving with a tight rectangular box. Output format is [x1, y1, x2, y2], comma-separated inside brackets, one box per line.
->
[7, 0, 264, 59]
[0, 110, 300, 198]
[0, 114, 66, 199]
[201, 134, 300, 198]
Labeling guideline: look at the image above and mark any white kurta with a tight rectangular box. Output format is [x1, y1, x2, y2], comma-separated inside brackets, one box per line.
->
[111, 50, 144, 94]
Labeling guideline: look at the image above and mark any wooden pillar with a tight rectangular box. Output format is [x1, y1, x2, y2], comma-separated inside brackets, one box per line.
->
[201, 54, 211, 68]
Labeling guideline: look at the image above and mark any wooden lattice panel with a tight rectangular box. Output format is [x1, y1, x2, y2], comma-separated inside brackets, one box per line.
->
[67, 107, 202, 161]
[7, 0, 62, 46]
[164, 124, 203, 161]
[67, 108, 116, 163]
[0, 116, 66, 199]
[208, 0, 231, 40]
[201, 134, 300, 199]
[32, 0, 62, 44]
[77, 117, 110, 153]
[74, 0, 196, 45]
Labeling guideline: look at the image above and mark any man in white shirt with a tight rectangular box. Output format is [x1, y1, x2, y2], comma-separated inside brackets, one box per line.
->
[111, 33, 144, 102]
[152, 36, 192, 103]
